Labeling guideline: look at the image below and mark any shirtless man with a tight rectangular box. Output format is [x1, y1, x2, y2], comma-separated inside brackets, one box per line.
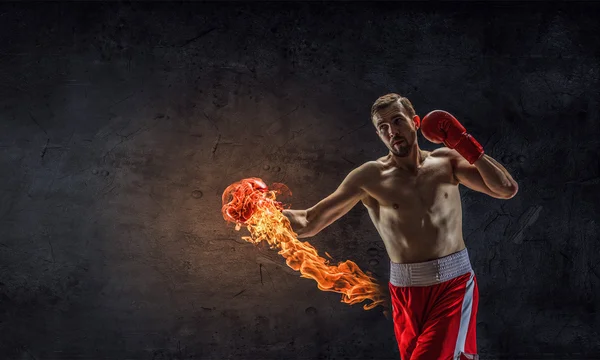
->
[282, 93, 519, 360]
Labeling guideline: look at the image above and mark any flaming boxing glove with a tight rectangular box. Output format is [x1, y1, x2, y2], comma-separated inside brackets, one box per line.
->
[421, 110, 484, 164]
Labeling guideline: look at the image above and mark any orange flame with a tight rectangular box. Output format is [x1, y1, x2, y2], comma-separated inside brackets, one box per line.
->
[222, 177, 387, 310]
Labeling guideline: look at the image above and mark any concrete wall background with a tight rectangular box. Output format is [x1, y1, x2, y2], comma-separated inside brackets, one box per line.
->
[1, 2, 599, 359]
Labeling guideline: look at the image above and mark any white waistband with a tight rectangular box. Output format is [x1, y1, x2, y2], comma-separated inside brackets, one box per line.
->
[390, 248, 473, 287]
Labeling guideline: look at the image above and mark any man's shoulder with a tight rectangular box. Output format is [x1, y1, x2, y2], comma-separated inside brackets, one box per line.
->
[356, 160, 383, 175]
[344, 161, 381, 184]
[430, 147, 459, 159]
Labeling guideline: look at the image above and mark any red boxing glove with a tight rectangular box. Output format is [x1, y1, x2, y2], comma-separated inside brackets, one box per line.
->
[421, 110, 484, 164]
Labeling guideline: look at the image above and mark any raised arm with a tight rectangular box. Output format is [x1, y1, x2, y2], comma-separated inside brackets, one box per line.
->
[282, 163, 371, 238]
[435, 147, 518, 199]
[421, 110, 518, 200]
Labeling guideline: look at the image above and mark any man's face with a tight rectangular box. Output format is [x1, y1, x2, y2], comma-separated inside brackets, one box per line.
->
[373, 101, 417, 157]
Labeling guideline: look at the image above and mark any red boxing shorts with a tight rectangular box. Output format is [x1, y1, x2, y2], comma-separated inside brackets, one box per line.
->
[388, 248, 479, 360]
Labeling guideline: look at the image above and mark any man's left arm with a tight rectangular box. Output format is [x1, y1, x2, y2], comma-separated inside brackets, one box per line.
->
[449, 150, 519, 199]
[420, 110, 519, 200]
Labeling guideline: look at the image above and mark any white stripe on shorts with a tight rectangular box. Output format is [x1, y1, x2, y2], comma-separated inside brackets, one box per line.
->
[454, 270, 475, 359]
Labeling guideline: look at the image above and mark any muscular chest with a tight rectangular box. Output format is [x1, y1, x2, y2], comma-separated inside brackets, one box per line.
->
[364, 157, 456, 212]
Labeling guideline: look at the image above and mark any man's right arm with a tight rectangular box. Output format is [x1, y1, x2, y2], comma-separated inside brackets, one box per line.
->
[282, 163, 371, 238]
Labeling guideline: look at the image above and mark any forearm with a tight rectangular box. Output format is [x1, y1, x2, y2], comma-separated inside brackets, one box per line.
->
[281, 209, 315, 238]
[474, 154, 519, 198]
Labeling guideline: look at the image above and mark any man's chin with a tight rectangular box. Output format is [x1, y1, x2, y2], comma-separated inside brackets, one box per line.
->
[391, 149, 410, 157]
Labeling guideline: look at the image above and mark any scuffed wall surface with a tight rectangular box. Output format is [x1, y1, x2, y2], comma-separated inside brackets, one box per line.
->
[0, 2, 599, 359]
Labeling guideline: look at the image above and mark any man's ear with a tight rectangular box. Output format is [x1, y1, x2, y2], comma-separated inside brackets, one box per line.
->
[413, 115, 421, 129]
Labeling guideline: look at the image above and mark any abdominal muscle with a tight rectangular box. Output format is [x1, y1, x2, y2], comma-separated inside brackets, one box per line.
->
[369, 205, 466, 264]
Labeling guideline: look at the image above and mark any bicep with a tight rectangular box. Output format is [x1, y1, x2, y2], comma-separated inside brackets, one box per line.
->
[451, 152, 507, 199]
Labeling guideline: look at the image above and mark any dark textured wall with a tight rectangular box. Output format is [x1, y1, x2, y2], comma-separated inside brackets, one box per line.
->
[1, 2, 599, 359]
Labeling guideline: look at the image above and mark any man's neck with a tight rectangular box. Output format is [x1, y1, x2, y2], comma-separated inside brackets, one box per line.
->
[389, 145, 425, 174]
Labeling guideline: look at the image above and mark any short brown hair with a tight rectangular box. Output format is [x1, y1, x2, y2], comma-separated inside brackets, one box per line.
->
[370, 93, 416, 123]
